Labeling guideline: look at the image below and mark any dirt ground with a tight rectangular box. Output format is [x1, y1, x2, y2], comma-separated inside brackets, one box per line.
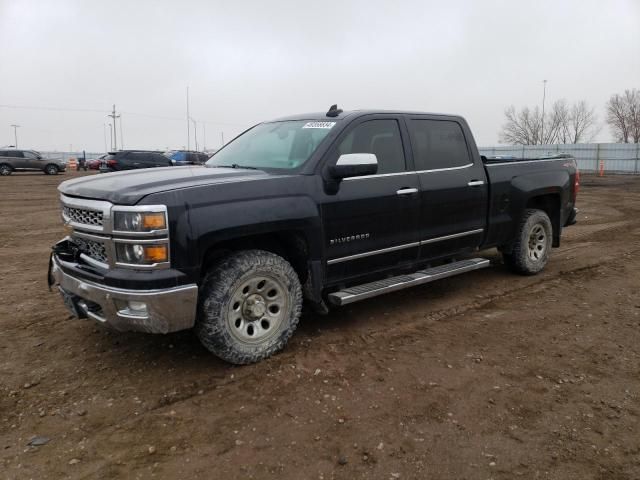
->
[1, 170, 639, 480]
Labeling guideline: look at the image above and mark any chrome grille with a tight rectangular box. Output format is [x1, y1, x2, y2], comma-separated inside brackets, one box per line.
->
[63, 206, 104, 227]
[73, 236, 108, 264]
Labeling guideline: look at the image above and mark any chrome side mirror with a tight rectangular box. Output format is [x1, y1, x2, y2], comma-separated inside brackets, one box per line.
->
[330, 153, 378, 179]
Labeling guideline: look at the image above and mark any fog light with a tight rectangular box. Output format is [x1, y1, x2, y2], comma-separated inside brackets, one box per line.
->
[127, 301, 148, 315]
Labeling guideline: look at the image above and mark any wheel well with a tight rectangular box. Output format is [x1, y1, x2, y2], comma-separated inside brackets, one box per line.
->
[201, 231, 310, 284]
[526, 194, 561, 247]
[0, 163, 13, 170]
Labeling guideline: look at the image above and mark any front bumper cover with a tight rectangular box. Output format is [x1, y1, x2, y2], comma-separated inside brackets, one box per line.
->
[50, 255, 198, 334]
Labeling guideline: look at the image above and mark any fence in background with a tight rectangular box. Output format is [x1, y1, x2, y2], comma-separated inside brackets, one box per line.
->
[39, 151, 104, 163]
[32, 144, 640, 174]
[478, 143, 640, 174]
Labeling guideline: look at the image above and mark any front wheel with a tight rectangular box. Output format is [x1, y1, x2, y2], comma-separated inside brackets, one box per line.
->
[44, 164, 59, 175]
[503, 209, 552, 275]
[196, 250, 303, 365]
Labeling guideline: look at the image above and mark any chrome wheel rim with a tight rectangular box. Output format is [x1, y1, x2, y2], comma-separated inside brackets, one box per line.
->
[227, 275, 289, 344]
[527, 224, 547, 261]
[46, 166, 57, 174]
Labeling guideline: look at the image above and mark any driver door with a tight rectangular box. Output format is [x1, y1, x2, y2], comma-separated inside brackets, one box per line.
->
[22, 151, 41, 170]
[319, 116, 421, 283]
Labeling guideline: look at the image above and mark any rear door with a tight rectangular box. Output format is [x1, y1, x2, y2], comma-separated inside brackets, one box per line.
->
[122, 152, 147, 169]
[8, 150, 28, 169]
[407, 117, 488, 260]
[124, 152, 144, 170]
[319, 116, 422, 283]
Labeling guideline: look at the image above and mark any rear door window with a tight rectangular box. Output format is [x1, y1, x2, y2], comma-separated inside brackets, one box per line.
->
[409, 120, 471, 171]
[8, 151, 24, 158]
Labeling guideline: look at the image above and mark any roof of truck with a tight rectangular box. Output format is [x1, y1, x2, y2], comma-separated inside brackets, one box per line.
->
[270, 109, 463, 123]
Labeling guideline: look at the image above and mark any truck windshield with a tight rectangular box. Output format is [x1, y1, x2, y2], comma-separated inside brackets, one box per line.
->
[206, 120, 334, 170]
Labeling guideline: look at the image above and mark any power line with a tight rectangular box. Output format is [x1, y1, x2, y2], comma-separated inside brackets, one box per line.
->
[0, 103, 249, 127]
[0, 103, 106, 113]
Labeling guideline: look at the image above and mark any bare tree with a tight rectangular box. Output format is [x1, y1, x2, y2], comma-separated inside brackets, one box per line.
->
[559, 100, 599, 144]
[541, 100, 567, 144]
[626, 89, 640, 143]
[500, 99, 598, 145]
[606, 89, 640, 143]
[499, 106, 541, 145]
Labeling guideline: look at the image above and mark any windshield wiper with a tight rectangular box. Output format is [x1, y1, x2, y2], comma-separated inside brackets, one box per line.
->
[212, 164, 261, 170]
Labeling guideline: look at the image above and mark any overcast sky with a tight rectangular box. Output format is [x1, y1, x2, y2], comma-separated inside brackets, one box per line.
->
[1, 0, 639, 152]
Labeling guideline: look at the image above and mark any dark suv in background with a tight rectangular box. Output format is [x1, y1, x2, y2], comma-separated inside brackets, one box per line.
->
[164, 150, 210, 166]
[99, 150, 172, 173]
[0, 149, 67, 175]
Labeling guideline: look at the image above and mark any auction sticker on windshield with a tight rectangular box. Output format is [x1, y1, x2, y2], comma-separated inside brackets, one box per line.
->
[302, 122, 336, 129]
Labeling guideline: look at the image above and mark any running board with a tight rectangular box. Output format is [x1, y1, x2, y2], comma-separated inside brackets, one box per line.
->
[327, 258, 490, 306]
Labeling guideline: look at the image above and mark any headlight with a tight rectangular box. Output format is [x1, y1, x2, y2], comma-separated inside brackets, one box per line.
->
[116, 243, 168, 265]
[113, 211, 167, 232]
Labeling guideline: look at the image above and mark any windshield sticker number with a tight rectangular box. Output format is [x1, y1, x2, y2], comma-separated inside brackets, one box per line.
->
[302, 122, 336, 129]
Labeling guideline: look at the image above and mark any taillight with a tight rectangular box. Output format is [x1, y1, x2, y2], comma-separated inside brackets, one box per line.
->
[573, 168, 580, 201]
[107, 159, 118, 167]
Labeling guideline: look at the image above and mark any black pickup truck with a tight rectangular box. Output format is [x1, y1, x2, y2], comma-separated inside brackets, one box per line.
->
[49, 106, 579, 364]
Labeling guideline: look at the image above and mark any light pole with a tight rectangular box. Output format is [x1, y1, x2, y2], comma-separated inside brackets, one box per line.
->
[186, 86, 190, 151]
[10, 124, 20, 148]
[202, 124, 206, 151]
[541, 79, 547, 145]
[190, 117, 198, 151]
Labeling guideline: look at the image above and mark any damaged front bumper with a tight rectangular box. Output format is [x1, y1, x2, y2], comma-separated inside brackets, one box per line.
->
[49, 254, 198, 334]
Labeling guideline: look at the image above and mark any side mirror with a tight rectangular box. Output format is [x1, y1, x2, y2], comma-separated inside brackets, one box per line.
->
[330, 153, 378, 179]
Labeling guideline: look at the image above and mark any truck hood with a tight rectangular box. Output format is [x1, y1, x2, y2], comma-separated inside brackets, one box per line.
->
[58, 166, 273, 205]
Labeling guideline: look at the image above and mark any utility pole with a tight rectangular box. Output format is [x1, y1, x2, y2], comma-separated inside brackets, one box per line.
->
[191, 117, 198, 151]
[107, 105, 120, 150]
[119, 114, 124, 150]
[10, 124, 20, 148]
[203, 124, 206, 151]
[541, 79, 547, 145]
[186, 87, 190, 151]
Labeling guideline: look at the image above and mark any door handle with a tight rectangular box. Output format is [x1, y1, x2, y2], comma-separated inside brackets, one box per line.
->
[396, 188, 418, 195]
[468, 180, 485, 186]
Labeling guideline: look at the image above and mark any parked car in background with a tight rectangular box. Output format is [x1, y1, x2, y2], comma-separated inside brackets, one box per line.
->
[99, 150, 172, 173]
[0, 149, 67, 175]
[87, 154, 107, 170]
[163, 150, 210, 166]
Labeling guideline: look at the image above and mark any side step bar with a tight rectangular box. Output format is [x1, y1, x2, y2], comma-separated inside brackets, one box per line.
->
[327, 258, 490, 306]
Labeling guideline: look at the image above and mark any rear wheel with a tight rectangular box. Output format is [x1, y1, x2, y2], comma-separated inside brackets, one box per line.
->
[503, 209, 552, 275]
[0, 164, 12, 176]
[44, 164, 59, 175]
[196, 250, 302, 364]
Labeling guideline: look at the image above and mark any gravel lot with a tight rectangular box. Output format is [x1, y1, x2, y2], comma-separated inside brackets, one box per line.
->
[1, 170, 639, 480]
